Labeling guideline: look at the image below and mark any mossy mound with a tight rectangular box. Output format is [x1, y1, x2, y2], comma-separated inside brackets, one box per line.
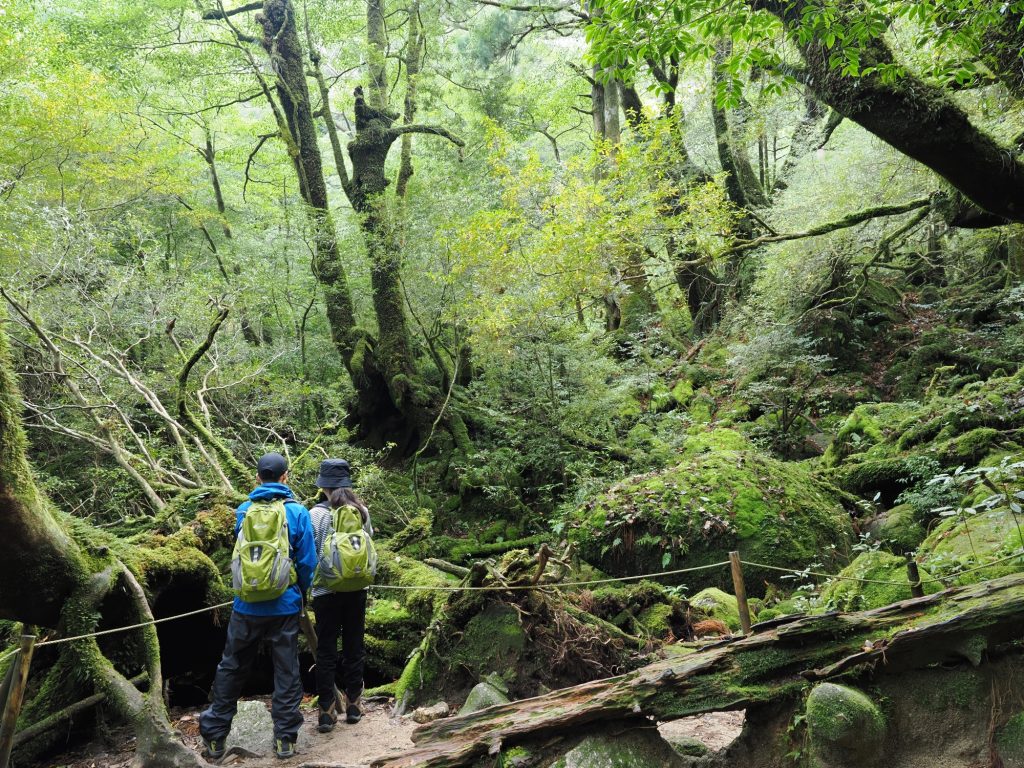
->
[919, 507, 1024, 585]
[819, 550, 941, 612]
[805, 683, 886, 766]
[824, 370, 1024, 501]
[689, 587, 741, 631]
[569, 429, 852, 594]
[871, 503, 927, 553]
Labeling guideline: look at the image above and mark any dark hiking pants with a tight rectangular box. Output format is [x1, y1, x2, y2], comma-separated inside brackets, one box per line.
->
[312, 590, 367, 709]
[199, 611, 304, 742]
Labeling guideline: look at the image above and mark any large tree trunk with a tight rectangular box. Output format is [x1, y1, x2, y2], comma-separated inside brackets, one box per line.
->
[755, 0, 1024, 223]
[368, 572, 1024, 767]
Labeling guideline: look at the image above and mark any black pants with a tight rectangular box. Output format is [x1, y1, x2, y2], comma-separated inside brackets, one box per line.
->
[312, 590, 367, 709]
[199, 611, 304, 742]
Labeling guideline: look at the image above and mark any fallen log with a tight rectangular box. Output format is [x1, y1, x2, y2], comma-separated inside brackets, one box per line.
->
[367, 572, 1024, 767]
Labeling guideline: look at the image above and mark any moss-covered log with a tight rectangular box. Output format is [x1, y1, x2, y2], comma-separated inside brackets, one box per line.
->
[368, 571, 1024, 767]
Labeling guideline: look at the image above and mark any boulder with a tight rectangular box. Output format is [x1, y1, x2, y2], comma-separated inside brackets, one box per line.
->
[819, 550, 940, 611]
[224, 699, 313, 755]
[689, 588, 740, 632]
[459, 674, 511, 715]
[805, 683, 885, 767]
[570, 429, 852, 594]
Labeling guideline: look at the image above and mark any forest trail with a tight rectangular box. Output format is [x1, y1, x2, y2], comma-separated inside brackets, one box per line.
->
[38, 699, 744, 768]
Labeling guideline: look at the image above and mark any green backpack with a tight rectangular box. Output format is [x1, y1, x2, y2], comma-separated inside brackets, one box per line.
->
[231, 499, 296, 602]
[315, 504, 377, 592]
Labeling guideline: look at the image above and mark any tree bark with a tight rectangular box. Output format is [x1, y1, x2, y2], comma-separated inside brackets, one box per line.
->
[754, 0, 1024, 223]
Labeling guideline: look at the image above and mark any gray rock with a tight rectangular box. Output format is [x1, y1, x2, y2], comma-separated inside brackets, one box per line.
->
[459, 680, 511, 715]
[223, 699, 313, 756]
[411, 701, 450, 724]
[225, 700, 274, 756]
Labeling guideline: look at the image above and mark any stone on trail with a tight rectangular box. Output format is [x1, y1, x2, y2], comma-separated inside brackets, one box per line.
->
[223, 700, 314, 756]
[411, 701, 450, 724]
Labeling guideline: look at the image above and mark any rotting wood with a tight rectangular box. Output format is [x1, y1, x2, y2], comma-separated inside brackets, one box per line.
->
[362, 573, 1024, 768]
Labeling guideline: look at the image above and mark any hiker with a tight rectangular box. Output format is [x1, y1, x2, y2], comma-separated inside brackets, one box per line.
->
[309, 458, 376, 732]
[199, 452, 317, 761]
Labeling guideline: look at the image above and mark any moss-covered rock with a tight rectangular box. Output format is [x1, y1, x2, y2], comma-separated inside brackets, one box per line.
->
[872, 503, 927, 553]
[805, 683, 885, 766]
[569, 429, 852, 594]
[919, 506, 1024, 585]
[662, 734, 710, 758]
[824, 371, 1024, 502]
[689, 588, 741, 632]
[819, 551, 941, 611]
[551, 729, 687, 768]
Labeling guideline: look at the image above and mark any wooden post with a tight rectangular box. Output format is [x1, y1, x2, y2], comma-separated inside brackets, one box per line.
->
[906, 557, 925, 599]
[0, 633, 36, 768]
[729, 551, 752, 635]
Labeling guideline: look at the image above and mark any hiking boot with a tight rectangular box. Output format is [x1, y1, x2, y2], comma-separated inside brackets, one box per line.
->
[317, 705, 338, 733]
[345, 701, 362, 724]
[202, 736, 225, 760]
[274, 738, 296, 760]
[344, 686, 363, 724]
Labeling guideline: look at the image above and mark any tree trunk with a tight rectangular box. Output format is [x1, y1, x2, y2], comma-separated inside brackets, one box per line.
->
[369, 572, 1024, 767]
[257, 0, 361, 368]
[756, 0, 1024, 223]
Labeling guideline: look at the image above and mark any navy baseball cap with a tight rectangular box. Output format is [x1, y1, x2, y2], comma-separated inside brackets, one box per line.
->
[257, 452, 288, 480]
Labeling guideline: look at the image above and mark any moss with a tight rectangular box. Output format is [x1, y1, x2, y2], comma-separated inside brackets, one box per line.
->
[671, 379, 694, 406]
[919, 506, 1024, 584]
[451, 604, 526, 682]
[876, 503, 928, 552]
[805, 683, 885, 765]
[570, 430, 852, 594]
[996, 712, 1024, 764]
[827, 370, 1024, 503]
[636, 603, 675, 639]
[551, 730, 686, 768]
[819, 551, 941, 612]
[690, 588, 741, 631]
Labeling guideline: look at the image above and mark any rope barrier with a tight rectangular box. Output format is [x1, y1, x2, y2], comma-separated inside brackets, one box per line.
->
[369, 560, 732, 592]
[741, 549, 1024, 587]
[1, 551, 1021, 654]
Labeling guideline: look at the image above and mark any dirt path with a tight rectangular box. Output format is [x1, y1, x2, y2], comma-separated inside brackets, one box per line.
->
[42, 699, 743, 768]
[173, 698, 417, 767]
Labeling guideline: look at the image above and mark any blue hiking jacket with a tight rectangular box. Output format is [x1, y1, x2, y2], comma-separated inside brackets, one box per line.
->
[233, 482, 317, 616]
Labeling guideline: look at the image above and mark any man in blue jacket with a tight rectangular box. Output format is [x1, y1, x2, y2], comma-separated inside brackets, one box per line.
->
[200, 453, 317, 760]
